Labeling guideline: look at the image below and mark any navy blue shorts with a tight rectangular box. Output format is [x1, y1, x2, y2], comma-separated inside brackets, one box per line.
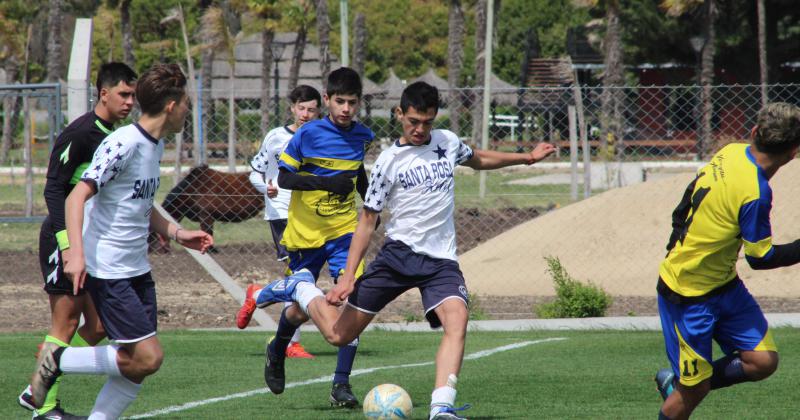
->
[348, 239, 469, 328]
[85, 272, 158, 343]
[268, 219, 289, 261]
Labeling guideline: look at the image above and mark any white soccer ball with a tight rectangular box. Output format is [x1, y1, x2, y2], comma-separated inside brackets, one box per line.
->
[362, 383, 413, 420]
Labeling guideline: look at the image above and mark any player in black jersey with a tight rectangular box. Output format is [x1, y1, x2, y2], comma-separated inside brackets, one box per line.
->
[18, 62, 137, 419]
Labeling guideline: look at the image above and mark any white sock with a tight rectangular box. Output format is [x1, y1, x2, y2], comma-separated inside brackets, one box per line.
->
[88, 375, 141, 419]
[60, 345, 121, 376]
[430, 385, 457, 408]
[294, 281, 324, 315]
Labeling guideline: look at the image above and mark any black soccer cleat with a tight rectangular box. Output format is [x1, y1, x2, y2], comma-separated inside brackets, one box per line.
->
[30, 342, 65, 409]
[330, 382, 359, 408]
[264, 341, 286, 394]
[33, 401, 88, 420]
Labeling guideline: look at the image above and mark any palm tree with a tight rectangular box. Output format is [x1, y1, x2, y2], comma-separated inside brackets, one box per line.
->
[120, 0, 135, 67]
[447, 0, 465, 136]
[352, 12, 366, 79]
[286, 0, 312, 92]
[201, 6, 240, 172]
[662, 0, 716, 159]
[315, 0, 331, 92]
[574, 0, 625, 163]
[247, 0, 281, 133]
[757, 0, 767, 106]
[46, 0, 63, 82]
[0, 10, 24, 164]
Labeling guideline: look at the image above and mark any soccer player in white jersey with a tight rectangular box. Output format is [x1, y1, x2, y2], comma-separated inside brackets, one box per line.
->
[242, 85, 322, 360]
[27, 64, 213, 419]
[250, 81, 556, 419]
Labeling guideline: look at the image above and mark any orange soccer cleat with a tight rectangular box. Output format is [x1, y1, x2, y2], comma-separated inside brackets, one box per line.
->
[286, 342, 314, 359]
[236, 284, 260, 329]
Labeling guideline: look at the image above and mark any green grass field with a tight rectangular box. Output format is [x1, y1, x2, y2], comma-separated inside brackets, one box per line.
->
[2, 328, 798, 419]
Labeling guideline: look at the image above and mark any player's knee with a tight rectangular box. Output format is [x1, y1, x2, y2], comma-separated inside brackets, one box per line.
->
[748, 351, 779, 380]
[136, 347, 165, 376]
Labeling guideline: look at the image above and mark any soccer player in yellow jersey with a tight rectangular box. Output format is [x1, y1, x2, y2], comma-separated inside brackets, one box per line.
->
[655, 102, 800, 420]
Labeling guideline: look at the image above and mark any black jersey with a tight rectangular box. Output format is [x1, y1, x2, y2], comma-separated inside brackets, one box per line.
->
[43, 111, 114, 235]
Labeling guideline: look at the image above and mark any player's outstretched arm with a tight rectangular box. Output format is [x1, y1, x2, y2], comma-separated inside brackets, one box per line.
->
[327, 208, 379, 305]
[64, 180, 97, 294]
[149, 210, 214, 254]
[464, 141, 556, 170]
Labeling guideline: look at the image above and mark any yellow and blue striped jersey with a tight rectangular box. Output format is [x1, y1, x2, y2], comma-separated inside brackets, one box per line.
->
[660, 143, 775, 296]
[278, 116, 374, 249]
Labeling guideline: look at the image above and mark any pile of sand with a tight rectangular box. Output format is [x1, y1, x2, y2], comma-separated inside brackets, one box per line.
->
[460, 160, 800, 297]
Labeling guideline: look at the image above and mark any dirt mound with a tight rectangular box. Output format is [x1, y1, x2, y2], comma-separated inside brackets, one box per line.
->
[460, 159, 800, 298]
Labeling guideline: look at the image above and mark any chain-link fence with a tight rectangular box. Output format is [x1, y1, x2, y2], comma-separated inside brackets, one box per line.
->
[3, 83, 800, 317]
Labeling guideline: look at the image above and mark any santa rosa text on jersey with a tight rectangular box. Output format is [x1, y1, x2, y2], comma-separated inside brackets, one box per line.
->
[131, 177, 160, 200]
[397, 159, 454, 191]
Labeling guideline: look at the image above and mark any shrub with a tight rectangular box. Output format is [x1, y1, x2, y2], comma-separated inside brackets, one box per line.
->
[468, 292, 488, 320]
[535, 256, 612, 318]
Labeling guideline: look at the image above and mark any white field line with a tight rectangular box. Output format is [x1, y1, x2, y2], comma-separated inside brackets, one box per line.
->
[127, 337, 566, 419]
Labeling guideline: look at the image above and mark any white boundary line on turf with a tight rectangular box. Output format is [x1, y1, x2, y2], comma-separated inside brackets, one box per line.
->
[126, 337, 566, 419]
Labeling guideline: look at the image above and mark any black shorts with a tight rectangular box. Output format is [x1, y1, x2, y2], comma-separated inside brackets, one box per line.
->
[348, 239, 469, 329]
[268, 219, 289, 261]
[85, 272, 158, 343]
[38, 218, 84, 295]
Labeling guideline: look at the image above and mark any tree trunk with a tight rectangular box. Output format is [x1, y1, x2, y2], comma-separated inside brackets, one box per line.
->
[600, 0, 625, 164]
[46, 0, 63, 82]
[0, 62, 20, 165]
[260, 30, 274, 133]
[447, 0, 465, 136]
[699, 0, 717, 160]
[316, 0, 331, 92]
[227, 70, 236, 172]
[471, 0, 488, 144]
[353, 13, 367, 78]
[201, 48, 214, 161]
[288, 25, 307, 92]
[121, 0, 135, 68]
[757, 0, 767, 106]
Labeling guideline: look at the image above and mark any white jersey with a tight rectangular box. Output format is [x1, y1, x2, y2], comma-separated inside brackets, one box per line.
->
[80, 123, 164, 279]
[250, 126, 293, 220]
[363, 129, 474, 261]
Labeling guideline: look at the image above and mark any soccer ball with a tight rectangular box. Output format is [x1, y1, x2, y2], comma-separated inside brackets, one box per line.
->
[362, 383, 413, 419]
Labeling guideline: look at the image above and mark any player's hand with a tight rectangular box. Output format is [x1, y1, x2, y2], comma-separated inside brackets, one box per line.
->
[322, 174, 355, 196]
[177, 229, 214, 254]
[529, 142, 557, 164]
[266, 179, 278, 198]
[62, 249, 87, 295]
[326, 275, 356, 305]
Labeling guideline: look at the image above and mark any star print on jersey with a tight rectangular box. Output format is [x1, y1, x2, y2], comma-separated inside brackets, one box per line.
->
[81, 135, 132, 190]
[433, 145, 447, 159]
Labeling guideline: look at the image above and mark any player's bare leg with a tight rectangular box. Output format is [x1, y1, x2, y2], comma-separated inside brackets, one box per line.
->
[660, 380, 710, 420]
[739, 350, 778, 380]
[429, 298, 469, 420]
[302, 299, 372, 346]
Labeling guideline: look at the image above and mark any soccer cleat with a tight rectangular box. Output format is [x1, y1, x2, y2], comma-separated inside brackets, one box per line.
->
[255, 269, 315, 308]
[236, 283, 260, 329]
[430, 404, 471, 420]
[33, 402, 88, 420]
[286, 342, 314, 359]
[18, 384, 35, 410]
[30, 342, 65, 409]
[655, 368, 676, 400]
[330, 382, 359, 408]
[264, 340, 286, 394]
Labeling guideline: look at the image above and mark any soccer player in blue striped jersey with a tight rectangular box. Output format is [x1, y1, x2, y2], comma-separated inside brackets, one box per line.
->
[18, 62, 136, 419]
[250, 81, 556, 420]
[238, 67, 373, 407]
[655, 102, 800, 420]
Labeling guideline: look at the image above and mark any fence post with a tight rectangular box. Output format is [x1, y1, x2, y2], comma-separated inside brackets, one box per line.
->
[67, 18, 93, 124]
[568, 106, 578, 201]
[174, 131, 183, 187]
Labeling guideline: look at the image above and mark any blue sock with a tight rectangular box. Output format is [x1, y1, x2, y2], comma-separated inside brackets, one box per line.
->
[333, 337, 359, 384]
[270, 307, 299, 360]
[710, 353, 747, 390]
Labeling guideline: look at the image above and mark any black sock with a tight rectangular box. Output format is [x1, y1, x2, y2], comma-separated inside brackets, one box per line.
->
[270, 307, 299, 359]
[710, 353, 747, 390]
[333, 336, 359, 384]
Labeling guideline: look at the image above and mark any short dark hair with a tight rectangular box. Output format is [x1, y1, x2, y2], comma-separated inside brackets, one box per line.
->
[326, 67, 362, 98]
[753, 102, 800, 154]
[136, 64, 187, 116]
[400, 81, 440, 113]
[96, 62, 137, 99]
[289, 85, 321, 106]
